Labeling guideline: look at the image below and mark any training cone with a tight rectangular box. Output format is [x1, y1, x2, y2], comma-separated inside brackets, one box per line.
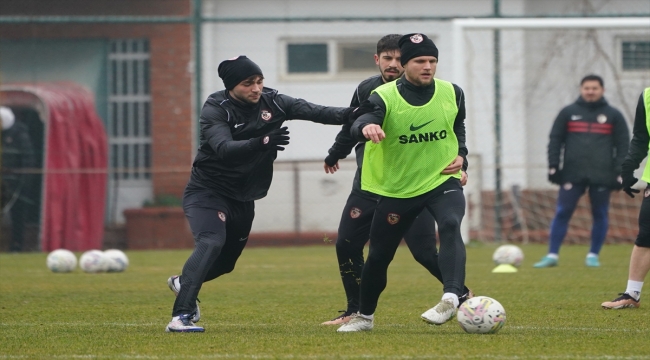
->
[492, 264, 518, 273]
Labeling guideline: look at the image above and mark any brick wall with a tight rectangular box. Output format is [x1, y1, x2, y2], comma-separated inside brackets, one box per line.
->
[0, 0, 193, 198]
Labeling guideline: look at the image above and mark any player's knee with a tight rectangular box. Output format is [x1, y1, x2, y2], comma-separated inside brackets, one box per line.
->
[218, 262, 237, 274]
[366, 249, 394, 268]
[336, 238, 363, 256]
[196, 231, 225, 250]
[438, 216, 460, 233]
[554, 204, 575, 219]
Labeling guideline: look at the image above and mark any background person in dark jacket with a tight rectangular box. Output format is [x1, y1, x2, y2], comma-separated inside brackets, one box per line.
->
[321, 34, 471, 326]
[165, 56, 354, 333]
[534, 75, 630, 268]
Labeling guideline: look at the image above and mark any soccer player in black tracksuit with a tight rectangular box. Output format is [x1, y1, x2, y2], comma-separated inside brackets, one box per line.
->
[534, 75, 629, 269]
[165, 56, 354, 332]
[320, 34, 471, 326]
[602, 87, 650, 309]
[337, 34, 468, 332]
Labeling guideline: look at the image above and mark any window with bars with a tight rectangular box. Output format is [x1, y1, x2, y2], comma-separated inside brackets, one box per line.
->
[107, 39, 151, 180]
[622, 40, 650, 71]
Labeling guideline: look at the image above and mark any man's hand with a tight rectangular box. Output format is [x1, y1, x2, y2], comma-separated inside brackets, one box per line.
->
[622, 174, 640, 198]
[612, 176, 624, 191]
[460, 171, 468, 186]
[324, 161, 339, 174]
[362, 124, 385, 144]
[251, 127, 290, 151]
[441, 156, 463, 175]
[548, 167, 562, 185]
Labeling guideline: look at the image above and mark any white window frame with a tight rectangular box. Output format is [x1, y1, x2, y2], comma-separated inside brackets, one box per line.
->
[279, 37, 378, 81]
[617, 35, 650, 75]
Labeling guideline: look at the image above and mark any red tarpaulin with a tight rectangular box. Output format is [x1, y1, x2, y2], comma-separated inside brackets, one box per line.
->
[1, 83, 108, 251]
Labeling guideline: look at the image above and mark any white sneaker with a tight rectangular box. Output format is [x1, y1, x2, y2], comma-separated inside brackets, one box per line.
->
[167, 275, 201, 323]
[165, 314, 204, 333]
[336, 313, 373, 332]
[421, 299, 456, 325]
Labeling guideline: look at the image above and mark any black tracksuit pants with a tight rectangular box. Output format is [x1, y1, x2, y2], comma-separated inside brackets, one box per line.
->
[172, 185, 254, 317]
[358, 178, 466, 316]
[335, 189, 469, 313]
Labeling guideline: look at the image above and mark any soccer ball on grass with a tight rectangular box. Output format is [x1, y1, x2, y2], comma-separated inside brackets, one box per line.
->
[492, 244, 524, 267]
[103, 249, 129, 272]
[79, 250, 108, 273]
[457, 296, 507, 334]
[46, 249, 77, 273]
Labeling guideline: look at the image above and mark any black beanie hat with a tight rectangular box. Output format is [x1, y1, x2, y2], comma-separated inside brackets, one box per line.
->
[218, 55, 264, 90]
[398, 33, 439, 66]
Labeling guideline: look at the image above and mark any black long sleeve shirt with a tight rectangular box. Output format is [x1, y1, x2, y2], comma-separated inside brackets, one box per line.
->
[188, 87, 352, 201]
[621, 92, 649, 179]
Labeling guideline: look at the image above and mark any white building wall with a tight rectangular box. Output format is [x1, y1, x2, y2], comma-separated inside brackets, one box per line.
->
[200, 0, 649, 233]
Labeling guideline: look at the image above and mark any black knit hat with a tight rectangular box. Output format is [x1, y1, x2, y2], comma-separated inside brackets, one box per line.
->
[218, 55, 264, 90]
[398, 33, 439, 66]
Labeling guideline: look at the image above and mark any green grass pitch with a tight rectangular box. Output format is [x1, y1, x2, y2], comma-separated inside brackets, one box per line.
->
[1, 243, 650, 359]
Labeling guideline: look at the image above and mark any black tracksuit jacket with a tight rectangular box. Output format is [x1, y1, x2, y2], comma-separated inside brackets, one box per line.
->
[188, 87, 351, 201]
[547, 96, 629, 187]
[621, 92, 649, 180]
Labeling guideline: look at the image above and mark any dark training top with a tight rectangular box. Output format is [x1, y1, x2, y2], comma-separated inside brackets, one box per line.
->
[622, 92, 649, 178]
[547, 96, 629, 187]
[188, 87, 351, 201]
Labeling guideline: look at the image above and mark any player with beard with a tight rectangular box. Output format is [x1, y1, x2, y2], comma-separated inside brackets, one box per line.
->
[165, 55, 354, 332]
[321, 34, 471, 326]
[338, 33, 468, 332]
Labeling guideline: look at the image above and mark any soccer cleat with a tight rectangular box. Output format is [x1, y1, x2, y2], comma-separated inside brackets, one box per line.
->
[585, 256, 600, 267]
[336, 313, 373, 332]
[533, 256, 558, 268]
[458, 289, 475, 308]
[421, 299, 457, 325]
[601, 293, 640, 309]
[321, 310, 354, 325]
[167, 275, 201, 323]
[165, 314, 205, 333]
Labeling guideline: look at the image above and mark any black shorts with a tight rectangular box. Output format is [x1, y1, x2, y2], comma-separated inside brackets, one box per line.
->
[635, 186, 650, 248]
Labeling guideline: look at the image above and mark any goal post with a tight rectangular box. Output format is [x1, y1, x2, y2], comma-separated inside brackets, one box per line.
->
[452, 17, 650, 87]
[454, 17, 650, 244]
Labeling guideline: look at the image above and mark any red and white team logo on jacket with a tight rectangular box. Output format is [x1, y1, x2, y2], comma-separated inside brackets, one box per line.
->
[218, 211, 227, 222]
[261, 110, 272, 121]
[350, 207, 362, 219]
[410, 34, 423, 43]
[645, 189, 650, 198]
[387, 213, 400, 225]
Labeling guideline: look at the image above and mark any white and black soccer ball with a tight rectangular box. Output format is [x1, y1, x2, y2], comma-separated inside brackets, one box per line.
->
[103, 249, 129, 272]
[457, 296, 507, 334]
[79, 250, 108, 273]
[46, 249, 77, 273]
[492, 244, 524, 267]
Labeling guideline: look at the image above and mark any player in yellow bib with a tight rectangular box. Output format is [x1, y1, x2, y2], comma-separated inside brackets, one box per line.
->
[337, 33, 468, 332]
[602, 87, 650, 309]
[321, 34, 472, 326]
